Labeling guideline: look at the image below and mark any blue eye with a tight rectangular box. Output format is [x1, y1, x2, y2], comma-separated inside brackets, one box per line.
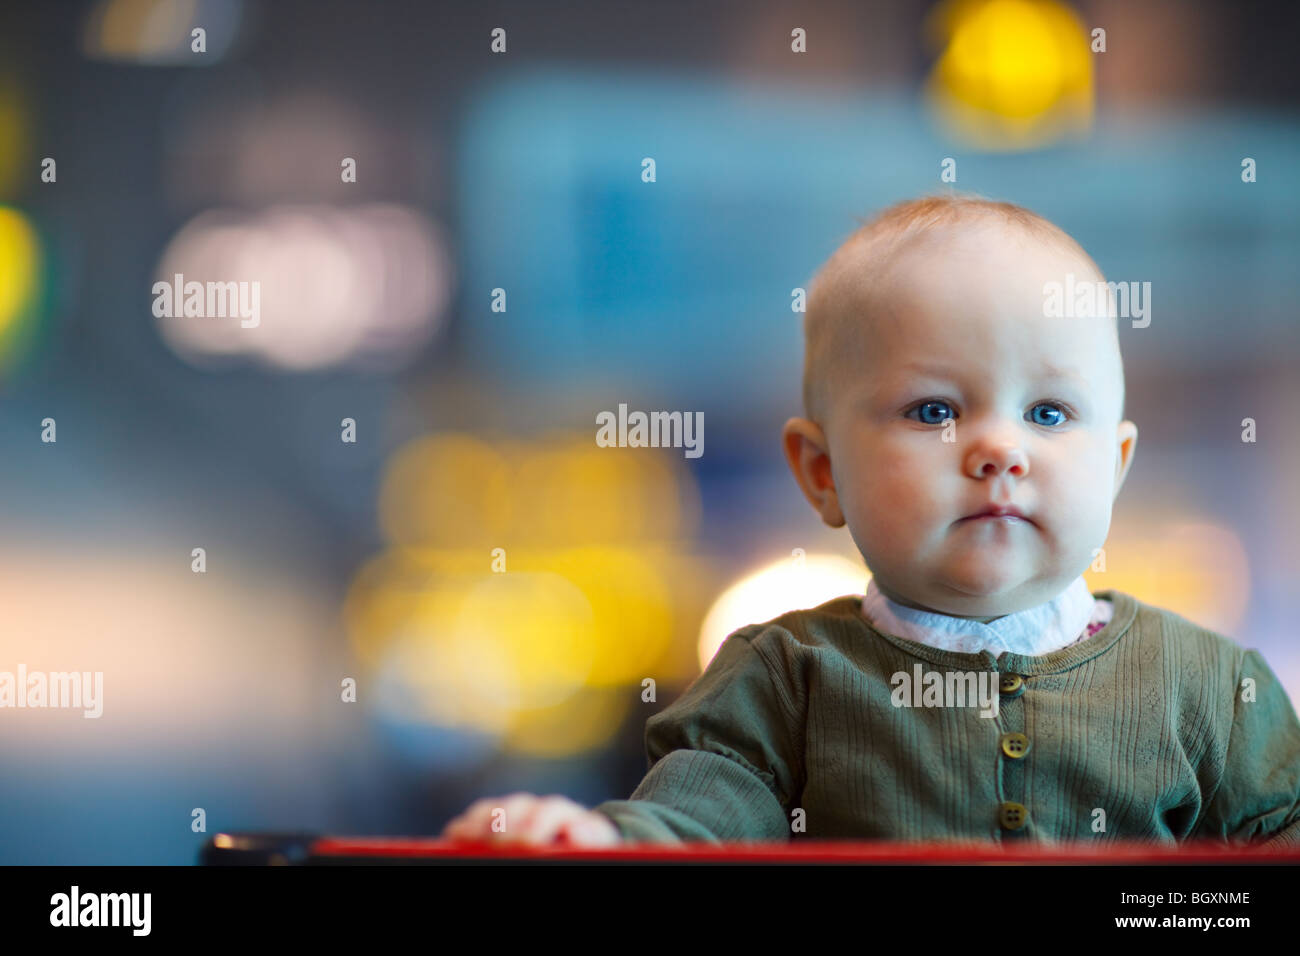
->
[905, 401, 1071, 427]
[907, 400, 955, 425]
[1028, 403, 1069, 427]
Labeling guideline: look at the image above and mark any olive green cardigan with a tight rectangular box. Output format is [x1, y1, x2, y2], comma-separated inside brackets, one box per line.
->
[592, 590, 1300, 847]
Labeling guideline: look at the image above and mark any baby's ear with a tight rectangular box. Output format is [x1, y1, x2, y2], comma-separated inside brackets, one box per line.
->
[1113, 420, 1138, 497]
[781, 418, 845, 528]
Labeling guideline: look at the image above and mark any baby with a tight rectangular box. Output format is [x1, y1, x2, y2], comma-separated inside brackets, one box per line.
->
[442, 195, 1300, 847]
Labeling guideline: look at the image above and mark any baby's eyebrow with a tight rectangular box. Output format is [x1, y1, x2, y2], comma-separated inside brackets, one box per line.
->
[895, 361, 965, 379]
[873, 362, 1095, 405]
[897, 360, 1092, 382]
[864, 363, 964, 407]
[1035, 364, 1092, 387]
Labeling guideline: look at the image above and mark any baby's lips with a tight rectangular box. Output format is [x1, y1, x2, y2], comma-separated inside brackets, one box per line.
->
[958, 504, 1035, 526]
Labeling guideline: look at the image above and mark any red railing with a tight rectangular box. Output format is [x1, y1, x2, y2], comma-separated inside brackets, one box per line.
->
[309, 837, 1300, 864]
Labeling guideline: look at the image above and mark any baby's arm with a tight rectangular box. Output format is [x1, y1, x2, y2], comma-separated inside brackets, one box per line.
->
[441, 626, 805, 846]
[590, 627, 805, 843]
[1193, 649, 1300, 848]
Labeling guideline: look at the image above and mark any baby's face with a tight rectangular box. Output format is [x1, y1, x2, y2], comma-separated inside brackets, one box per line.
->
[803, 223, 1138, 619]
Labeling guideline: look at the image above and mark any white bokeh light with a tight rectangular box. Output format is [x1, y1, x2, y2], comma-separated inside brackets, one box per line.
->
[154, 204, 453, 372]
[697, 553, 868, 671]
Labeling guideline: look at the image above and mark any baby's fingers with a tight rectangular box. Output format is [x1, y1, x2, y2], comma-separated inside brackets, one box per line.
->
[556, 813, 622, 847]
[441, 792, 532, 840]
[515, 796, 590, 844]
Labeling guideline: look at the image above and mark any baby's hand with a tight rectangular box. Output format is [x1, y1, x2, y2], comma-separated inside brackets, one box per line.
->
[441, 792, 622, 847]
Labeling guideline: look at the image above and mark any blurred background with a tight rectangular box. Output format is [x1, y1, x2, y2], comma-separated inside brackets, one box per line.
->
[1, 0, 1298, 863]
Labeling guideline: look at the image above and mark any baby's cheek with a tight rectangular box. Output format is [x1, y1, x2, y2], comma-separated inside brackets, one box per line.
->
[848, 479, 924, 555]
[1081, 494, 1120, 550]
[1046, 485, 1111, 558]
[1069, 462, 1117, 518]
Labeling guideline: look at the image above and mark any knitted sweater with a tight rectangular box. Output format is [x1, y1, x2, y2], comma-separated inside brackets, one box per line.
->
[591, 589, 1300, 847]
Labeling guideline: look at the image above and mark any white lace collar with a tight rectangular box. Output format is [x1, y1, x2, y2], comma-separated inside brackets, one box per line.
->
[860, 576, 1097, 656]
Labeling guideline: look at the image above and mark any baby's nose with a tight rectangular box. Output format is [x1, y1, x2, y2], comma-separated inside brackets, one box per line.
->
[966, 443, 1029, 479]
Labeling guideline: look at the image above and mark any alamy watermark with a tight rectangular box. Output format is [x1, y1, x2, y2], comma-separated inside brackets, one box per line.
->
[1043, 273, 1151, 328]
[891, 664, 999, 718]
[50, 886, 150, 936]
[0, 665, 103, 718]
[152, 272, 261, 328]
[595, 403, 703, 458]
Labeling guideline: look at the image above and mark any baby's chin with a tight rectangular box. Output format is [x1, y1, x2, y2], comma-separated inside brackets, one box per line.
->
[930, 588, 1039, 619]
[899, 566, 1065, 618]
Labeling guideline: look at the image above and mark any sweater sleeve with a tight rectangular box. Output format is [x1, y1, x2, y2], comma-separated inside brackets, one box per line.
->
[1195, 649, 1300, 849]
[590, 629, 803, 844]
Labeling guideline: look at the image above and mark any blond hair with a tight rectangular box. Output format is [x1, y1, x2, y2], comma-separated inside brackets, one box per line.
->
[801, 194, 1110, 424]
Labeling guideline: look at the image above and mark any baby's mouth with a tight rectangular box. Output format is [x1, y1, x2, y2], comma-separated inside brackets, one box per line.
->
[957, 505, 1034, 527]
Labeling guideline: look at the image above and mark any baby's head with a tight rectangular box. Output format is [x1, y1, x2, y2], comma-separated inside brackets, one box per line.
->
[783, 195, 1139, 621]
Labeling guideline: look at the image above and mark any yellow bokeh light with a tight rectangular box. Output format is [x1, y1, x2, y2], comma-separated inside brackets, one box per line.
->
[537, 545, 676, 684]
[363, 570, 596, 733]
[1084, 520, 1250, 636]
[0, 206, 41, 342]
[505, 686, 632, 757]
[926, 0, 1094, 150]
[82, 0, 242, 64]
[344, 546, 680, 723]
[379, 430, 700, 550]
[379, 434, 512, 548]
[84, 0, 195, 60]
[454, 571, 599, 709]
[349, 431, 708, 757]
[513, 436, 694, 545]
